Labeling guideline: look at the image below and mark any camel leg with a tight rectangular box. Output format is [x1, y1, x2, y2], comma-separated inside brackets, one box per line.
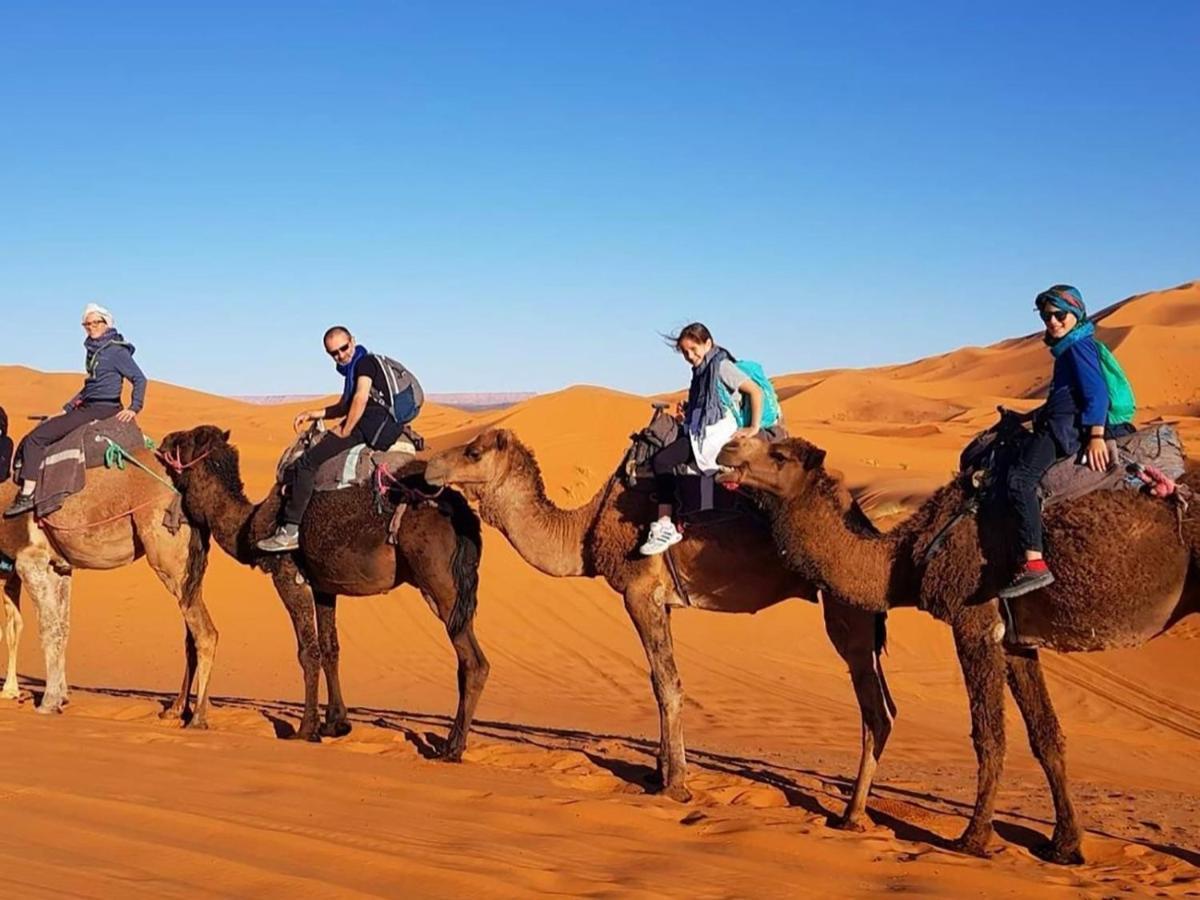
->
[160, 627, 198, 722]
[822, 602, 896, 831]
[144, 525, 217, 728]
[272, 563, 321, 742]
[1005, 649, 1084, 865]
[16, 554, 72, 715]
[950, 605, 1008, 857]
[2, 577, 23, 700]
[314, 592, 351, 738]
[441, 616, 490, 762]
[624, 589, 690, 802]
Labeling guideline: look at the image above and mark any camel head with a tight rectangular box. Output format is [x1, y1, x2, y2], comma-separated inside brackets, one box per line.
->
[717, 436, 829, 501]
[425, 428, 518, 499]
[158, 425, 238, 496]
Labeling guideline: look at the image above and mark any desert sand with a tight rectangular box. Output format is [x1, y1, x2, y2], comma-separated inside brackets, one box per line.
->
[1, 282, 1197, 897]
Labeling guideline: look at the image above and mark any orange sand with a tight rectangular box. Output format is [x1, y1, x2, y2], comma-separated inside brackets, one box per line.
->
[1, 282, 1197, 897]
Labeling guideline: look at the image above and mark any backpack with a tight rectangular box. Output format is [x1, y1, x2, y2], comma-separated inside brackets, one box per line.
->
[1096, 342, 1136, 426]
[367, 355, 425, 425]
[716, 360, 782, 429]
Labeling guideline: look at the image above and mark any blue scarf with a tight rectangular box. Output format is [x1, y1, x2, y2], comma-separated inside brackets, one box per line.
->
[686, 346, 733, 437]
[1048, 320, 1094, 358]
[337, 345, 368, 403]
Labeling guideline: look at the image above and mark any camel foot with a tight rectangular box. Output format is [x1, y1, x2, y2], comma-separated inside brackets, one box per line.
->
[291, 725, 322, 743]
[159, 705, 186, 721]
[830, 813, 869, 833]
[1034, 837, 1085, 866]
[437, 745, 465, 763]
[659, 782, 693, 803]
[1, 686, 21, 701]
[36, 696, 67, 716]
[950, 829, 994, 858]
[320, 720, 352, 738]
[184, 717, 210, 731]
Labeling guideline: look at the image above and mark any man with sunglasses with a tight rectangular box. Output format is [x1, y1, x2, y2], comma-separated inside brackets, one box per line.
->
[258, 326, 410, 552]
[998, 285, 1136, 599]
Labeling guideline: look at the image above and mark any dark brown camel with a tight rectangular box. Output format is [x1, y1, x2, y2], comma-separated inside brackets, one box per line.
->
[424, 427, 897, 825]
[158, 425, 488, 758]
[718, 435, 1200, 863]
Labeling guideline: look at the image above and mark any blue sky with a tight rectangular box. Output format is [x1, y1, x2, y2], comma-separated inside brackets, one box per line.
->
[1, 1, 1196, 397]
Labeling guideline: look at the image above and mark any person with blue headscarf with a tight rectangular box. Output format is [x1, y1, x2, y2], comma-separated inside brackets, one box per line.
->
[998, 285, 1137, 599]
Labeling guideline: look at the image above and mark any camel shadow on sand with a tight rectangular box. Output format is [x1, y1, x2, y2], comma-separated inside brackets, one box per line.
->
[18, 677, 1200, 871]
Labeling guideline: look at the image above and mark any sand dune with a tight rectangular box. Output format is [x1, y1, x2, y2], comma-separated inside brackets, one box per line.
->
[1, 281, 1197, 896]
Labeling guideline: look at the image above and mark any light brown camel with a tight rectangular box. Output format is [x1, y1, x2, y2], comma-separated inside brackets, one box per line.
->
[158, 426, 488, 758]
[424, 427, 897, 823]
[717, 435, 1200, 863]
[0, 461, 214, 721]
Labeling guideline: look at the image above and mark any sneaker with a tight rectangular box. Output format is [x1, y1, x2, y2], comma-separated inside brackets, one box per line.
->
[639, 519, 683, 556]
[997, 560, 1055, 599]
[257, 524, 300, 553]
[3, 493, 35, 518]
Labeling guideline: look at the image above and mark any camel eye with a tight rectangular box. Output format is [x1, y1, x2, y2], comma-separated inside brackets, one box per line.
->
[466, 446, 482, 462]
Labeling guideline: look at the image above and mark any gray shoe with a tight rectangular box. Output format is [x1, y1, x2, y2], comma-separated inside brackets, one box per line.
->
[3, 493, 35, 518]
[257, 524, 300, 553]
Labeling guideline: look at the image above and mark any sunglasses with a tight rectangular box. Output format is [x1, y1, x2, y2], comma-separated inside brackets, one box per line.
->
[326, 342, 351, 357]
[1039, 308, 1070, 324]
[82, 319, 106, 327]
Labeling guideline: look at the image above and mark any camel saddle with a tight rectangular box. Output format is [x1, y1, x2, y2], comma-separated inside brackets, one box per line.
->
[274, 428, 419, 493]
[14, 417, 147, 518]
[620, 405, 787, 518]
[959, 410, 1186, 510]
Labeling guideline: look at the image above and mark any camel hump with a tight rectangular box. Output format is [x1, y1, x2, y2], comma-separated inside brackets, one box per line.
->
[275, 430, 418, 493]
[1039, 423, 1187, 508]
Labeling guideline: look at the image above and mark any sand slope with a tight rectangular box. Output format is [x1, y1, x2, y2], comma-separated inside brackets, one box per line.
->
[1, 281, 1197, 896]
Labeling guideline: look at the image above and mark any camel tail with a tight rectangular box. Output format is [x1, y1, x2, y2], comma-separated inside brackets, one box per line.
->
[444, 490, 483, 637]
[873, 612, 898, 721]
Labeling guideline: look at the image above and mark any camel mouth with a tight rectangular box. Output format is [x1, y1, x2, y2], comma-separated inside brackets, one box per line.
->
[715, 464, 746, 489]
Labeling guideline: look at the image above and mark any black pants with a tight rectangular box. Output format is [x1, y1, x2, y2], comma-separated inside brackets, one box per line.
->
[17, 402, 122, 482]
[651, 434, 695, 501]
[282, 428, 367, 525]
[1006, 430, 1059, 554]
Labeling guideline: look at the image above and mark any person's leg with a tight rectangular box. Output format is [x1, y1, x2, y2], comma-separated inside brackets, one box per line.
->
[998, 431, 1060, 598]
[642, 435, 693, 555]
[258, 431, 360, 551]
[5, 404, 120, 516]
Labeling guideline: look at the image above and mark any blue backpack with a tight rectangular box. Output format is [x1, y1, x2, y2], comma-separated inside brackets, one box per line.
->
[716, 360, 782, 429]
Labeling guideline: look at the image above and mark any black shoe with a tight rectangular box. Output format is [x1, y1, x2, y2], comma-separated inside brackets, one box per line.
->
[997, 564, 1055, 599]
[3, 494, 35, 518]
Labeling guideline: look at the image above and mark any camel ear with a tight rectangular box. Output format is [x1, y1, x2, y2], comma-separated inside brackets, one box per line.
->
[493, 430, 509, 451]
[222, 430, 231, 442]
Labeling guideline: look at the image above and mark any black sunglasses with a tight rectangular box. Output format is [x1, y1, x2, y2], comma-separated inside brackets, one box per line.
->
[326, 342, 351, 357]
[1039, 309, 1070, 324]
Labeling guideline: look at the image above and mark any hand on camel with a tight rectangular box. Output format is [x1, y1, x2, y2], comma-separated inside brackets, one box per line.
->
[732, 425, 761, 441]
[293, 410, 319, 432]
[1086, 436, 1110, 472]
[116, 409, 137, 423]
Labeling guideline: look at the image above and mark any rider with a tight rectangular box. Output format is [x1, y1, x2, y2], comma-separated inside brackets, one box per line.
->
[4, 304, 146, 517]
[639, 322, 765, 556]
[998, 285, 1136, 599]
[257, 326, 411, 552]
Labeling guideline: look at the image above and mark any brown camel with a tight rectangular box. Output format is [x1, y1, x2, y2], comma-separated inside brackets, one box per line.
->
[157, 425, 488, 758]
[0, 461, 214, 721]
[424, 427, 897, 823]
[717, 435, 1200, 863]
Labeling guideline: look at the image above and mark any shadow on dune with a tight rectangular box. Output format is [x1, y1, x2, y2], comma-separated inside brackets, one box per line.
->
[22, 677, 1200, 870]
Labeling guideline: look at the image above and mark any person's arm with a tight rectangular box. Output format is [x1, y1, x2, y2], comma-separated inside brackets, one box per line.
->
[113, 350, 148, 421]
[1072, 342, 1111, 471]
[293, 398, 350, 432]
[734, 380, 764, 437]
[330, 375, 373, 438]
[63, 390, 82, 412]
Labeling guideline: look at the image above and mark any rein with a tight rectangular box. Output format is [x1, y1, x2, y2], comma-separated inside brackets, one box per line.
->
[158, 446, 215, 474]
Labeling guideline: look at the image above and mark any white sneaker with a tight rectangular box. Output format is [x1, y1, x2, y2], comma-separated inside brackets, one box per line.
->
[640, 519, 683, 556]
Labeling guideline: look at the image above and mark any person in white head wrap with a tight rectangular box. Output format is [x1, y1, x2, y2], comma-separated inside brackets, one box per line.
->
[4, 302, 148, 517]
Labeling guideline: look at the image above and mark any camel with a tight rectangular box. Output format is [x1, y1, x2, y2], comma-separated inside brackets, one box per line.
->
[157, 425, 488, 758]
[717, 434, 1200, 863]
[0, 460, 214, 722]
[423, 427, 897, 824]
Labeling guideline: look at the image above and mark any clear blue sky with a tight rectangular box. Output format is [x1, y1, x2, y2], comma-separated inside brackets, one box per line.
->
[2, 1, 1197, 397]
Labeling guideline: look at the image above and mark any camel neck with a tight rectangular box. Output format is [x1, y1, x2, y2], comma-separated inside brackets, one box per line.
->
[477, 460, 607, 578]
[764, 487, 913, 613]
[184, 455, 258, 564]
